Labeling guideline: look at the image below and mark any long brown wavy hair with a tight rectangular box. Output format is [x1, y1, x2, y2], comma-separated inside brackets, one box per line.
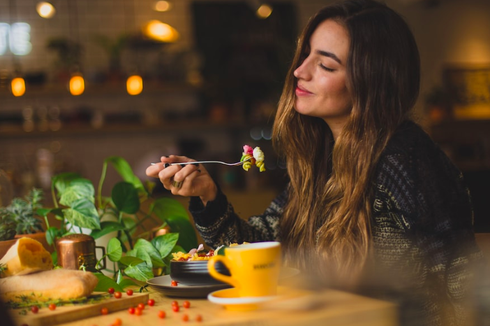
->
[273, 0, 420, 284]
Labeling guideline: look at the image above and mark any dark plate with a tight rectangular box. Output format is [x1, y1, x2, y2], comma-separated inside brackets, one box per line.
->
[170, 260, 230, 286]
[147, 275, 231, 298]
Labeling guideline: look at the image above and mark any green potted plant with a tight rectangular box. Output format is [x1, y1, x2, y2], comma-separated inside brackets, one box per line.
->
[39, 156, 198, 291]
[0, 188, 49, 258]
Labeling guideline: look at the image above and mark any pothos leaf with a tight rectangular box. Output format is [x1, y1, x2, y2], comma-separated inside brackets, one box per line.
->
[107, 238, 122, 262]
[62, 198, 100, 230]
[111, 182, 139, 214]
[124, 263, 153, 282]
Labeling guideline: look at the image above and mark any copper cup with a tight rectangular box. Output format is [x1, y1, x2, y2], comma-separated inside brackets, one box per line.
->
[56, 234, 105, 271]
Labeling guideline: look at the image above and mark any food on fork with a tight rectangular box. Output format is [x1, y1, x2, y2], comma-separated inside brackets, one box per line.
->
[240, 145, 266, 172]
[0, 237, 53, 277]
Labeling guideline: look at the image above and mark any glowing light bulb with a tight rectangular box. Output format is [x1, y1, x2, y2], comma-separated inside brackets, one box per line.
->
[154, 1, 172, 12]
[36, 2, 56, 19]
[256, 4, 273, 19]
[11, 77, 26, 97]
[143, 20, 179, 43]
[69, 75, 85, 96]
[127, 75, 143, 95]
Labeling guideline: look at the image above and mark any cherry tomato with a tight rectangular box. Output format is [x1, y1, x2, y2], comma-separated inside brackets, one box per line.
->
[182, 314, 189, 322]
[113, 318, 122, 326]
[172, 305, 179, 312]
[171, 280, 178, 287]
[108, 288, 115, 294]
[48, 303, 56, 311]
[128, 307, 135, 314]
[31, 305, 39, 314]
[196, 314, 203, 322]
[126, 289, 133, 296]
[101, 307, 109, 315]
[171, 300, 178, 307]
[137, 303, 145, 310]
[147, 299, 155, 306]
[183, 300, 190, 309]
[114, 291, 122, 299]
[135, 307, 143, 316]
[158, 310, 166, 319]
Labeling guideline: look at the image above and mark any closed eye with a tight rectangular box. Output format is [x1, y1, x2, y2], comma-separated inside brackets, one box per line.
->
[319, 64, 335, 72]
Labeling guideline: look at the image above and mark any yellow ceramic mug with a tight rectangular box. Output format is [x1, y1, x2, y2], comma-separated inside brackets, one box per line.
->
[207, 241, 281, 297]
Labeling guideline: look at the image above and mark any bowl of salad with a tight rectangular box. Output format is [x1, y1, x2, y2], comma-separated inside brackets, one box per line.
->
[170, 245, 230, 286]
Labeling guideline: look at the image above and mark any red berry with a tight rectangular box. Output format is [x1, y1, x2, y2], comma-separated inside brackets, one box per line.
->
[158, 310, 166, 319]
[183, 300, 190, 309]
[101, 307, 109, 315]
[108, 288, 115, 294]
[128, 307, 135, 314]
[31, 305, 39, 314]
[171, 280, 178, 287]
[196, 314, 203, 322]
[114, 291, 122, 299]
[137, 303, 145, 310]
[126, 289, 133, 296]
[182, 314, 189, 322]
[172, 305, 179, 312]
[135, 307, 143, 316]
[48, 303, 56, 311]
[147, 299, 155, 306]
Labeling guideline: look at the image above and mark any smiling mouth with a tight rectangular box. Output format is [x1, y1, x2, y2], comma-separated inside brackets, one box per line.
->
[295, 85, 312, 96]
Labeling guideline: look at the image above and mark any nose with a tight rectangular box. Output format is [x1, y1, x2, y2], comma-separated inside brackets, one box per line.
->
[293, 58, 311, 80]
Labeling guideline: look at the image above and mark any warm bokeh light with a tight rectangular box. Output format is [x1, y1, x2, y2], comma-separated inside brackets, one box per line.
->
[154, 1, 172, 12]
[11, 77, 25, 97]
[256, 4, 273, 19]
[143, 20, 179, 43]
[36, 2, 56, 19]
[69, 75, 85, 96]
[126, 75, 143, 95]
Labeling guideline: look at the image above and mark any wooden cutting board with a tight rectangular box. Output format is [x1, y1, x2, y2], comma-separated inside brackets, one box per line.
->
[11, 292, 149, 326]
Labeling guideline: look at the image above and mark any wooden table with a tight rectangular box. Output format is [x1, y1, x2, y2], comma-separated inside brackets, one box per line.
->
[10, 286, 398, 326]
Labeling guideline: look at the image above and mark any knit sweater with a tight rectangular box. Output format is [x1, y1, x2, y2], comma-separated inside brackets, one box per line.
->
[189, 120, 482, 326]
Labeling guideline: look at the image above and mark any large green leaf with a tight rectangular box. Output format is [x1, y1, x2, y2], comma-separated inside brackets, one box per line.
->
[150, 197, 197, 251]
[62, 198, 100, 230]
[107, 238, 123, 262]
[52, 172, 82, 194]
[166, 216, 198, 252]
[150, 197, 189, 221]
[133, 239, 165, 267]
[104, 157, 146, 194]
[119, 255, 145, 267]
[151, 233, 179, 258]
[90, 221, 126, 240]
[112, 182, 140, 214]
[59, 178, 95, 207]
[124, 262, 153, 281]
[93, 272, 123, 292]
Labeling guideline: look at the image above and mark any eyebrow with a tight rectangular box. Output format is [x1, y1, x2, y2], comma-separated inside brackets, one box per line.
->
[315, 50, 342, 64]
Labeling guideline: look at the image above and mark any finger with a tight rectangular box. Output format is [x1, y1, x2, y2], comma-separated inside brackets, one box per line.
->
[158, 165, 182, 189]
[146, 163, 164, 177]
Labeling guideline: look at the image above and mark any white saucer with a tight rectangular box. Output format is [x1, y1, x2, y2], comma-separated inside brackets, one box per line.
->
[207, 287, 279, 311]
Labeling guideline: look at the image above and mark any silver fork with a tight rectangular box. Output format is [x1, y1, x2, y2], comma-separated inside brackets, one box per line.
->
[151, 159, 250, 167]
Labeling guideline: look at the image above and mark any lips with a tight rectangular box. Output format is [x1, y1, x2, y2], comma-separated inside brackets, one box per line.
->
[295, 84, 312, 96]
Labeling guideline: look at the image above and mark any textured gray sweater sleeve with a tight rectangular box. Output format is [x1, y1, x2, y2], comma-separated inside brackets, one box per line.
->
[188, 188, 287, 249]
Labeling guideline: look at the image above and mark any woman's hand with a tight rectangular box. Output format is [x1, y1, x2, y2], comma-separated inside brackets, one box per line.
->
[145, 155, 218, 205]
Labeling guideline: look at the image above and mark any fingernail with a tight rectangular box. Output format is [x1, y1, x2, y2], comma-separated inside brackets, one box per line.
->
[192, 163, 199, 167]
[164, 163, 170, 168]
[197, 169, 201, 173]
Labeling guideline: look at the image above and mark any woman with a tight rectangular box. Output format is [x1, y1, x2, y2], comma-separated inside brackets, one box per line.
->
[147, 0, 481, 325]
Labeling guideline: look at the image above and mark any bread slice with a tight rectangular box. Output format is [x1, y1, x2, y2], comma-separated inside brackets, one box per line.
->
[0, 237, 52, 277]
[0, 268, 98, 302]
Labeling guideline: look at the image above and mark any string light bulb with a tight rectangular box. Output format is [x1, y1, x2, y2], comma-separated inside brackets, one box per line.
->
[126, 75, 143, 95]
[11, 77, 26, 97]
[143, 20, 179, 43]
[154, 1, 172, 12]
[256, 4, 273, 19]
[69, 74, 85, 96]
[36, 2, 56, 19]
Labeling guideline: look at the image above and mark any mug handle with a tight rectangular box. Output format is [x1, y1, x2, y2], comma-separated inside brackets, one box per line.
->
[95, 246, 106, 270]
[207, 256, 240, 289]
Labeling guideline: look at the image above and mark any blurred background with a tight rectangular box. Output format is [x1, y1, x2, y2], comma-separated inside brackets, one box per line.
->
[0, 0, 489, 230]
